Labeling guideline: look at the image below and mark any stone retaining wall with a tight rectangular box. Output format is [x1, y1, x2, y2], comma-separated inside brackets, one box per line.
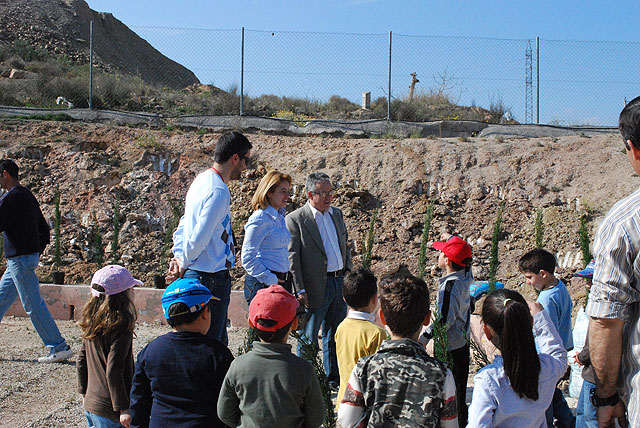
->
[7, 285, 250, 327]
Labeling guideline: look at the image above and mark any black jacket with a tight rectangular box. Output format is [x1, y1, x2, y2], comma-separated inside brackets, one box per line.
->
[0, 185, 50, 258]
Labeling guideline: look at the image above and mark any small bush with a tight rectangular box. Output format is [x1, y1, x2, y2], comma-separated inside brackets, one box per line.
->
[8, 56, 25, 70]
[535, 209, 544, 248]
[53, 186, 62, 268]
[326, 95, 358, 114]
[579, 215, 592, 267]
[110, 198, 121, 264]
[0, 39, 50, 62]
[91, 211, 104, 265]
[417, 201, 435, 279]
[488, 201, 506, 290]
[361, 208, 378, 269]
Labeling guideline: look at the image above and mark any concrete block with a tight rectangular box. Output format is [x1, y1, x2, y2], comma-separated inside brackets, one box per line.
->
[6, 284, 250, 328]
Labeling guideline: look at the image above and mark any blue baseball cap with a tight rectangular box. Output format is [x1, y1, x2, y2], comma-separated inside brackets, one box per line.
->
[161, 278, 219, 319]
[575, 259, 595, 278]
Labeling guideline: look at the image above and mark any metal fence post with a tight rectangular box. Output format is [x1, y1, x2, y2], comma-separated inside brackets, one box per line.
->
[536, 36, 539, 125]
[387, 31, 392, 122]
[240, 27, 245, 116]
[89, 21, 93, 110]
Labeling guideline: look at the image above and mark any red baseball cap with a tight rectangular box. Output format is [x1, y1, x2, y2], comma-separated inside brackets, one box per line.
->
[433, 236, 472, 266]
[249, 284, 300, 332]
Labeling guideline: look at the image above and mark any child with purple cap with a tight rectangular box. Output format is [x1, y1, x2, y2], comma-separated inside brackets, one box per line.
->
[217, 284, 325, 428]
[77, 265, 142, 428]
[130, 278, 233, 428]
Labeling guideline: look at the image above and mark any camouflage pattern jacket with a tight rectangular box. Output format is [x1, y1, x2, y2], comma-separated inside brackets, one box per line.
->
[337, 338, 458, 428]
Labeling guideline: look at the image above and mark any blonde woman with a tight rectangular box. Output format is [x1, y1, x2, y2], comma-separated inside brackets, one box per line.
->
[241, 170, 293, 303]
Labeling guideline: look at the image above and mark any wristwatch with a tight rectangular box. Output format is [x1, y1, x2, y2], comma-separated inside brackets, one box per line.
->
[589, 388, 620, 407]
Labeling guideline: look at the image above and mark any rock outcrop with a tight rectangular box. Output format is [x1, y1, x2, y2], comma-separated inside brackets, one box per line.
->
[0, 0, 199, 89]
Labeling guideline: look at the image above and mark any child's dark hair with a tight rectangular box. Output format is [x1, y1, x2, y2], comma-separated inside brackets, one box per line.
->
[79, 291, 137, 339]
[379, 273, 429, 337]
[451, 257, 472, 273]
[253, 319, 294, 342]
[482, 289, 541, 400]
[343, 268, 377, 309]
[518, 248, 556, 274]
[0, 159, 19, 179]
[166, 301, 210, 327]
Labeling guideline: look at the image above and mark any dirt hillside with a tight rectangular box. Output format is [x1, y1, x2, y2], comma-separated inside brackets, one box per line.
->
[0, 0, 198, 88]
[0, 119, 634, 309]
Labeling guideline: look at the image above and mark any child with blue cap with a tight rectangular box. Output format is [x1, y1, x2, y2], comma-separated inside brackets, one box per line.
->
[574, 260, 616, 428]
[130, 278, 233, 428]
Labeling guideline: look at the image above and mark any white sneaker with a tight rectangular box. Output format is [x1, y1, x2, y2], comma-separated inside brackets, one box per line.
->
[38, 346, 73, 363]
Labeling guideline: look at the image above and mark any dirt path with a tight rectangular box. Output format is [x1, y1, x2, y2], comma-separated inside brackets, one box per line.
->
[0, 317, 246, 428]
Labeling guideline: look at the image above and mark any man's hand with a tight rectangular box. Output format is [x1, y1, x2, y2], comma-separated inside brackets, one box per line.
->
[120, 410, 132, 428]
[596, 401, 627, 428]
[297, 291, 309, 307]
[165, 257, 183, 285]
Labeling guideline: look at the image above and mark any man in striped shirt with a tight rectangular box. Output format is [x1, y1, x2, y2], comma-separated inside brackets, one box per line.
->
[586, 96, 640, 428]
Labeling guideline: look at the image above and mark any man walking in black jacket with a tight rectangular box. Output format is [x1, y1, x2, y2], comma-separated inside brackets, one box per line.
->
[0, 159, 72, 363]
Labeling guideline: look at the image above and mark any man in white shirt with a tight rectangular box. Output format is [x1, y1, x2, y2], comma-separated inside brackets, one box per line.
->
[169, 131, 252, 345]
[286, 172, 353, 388]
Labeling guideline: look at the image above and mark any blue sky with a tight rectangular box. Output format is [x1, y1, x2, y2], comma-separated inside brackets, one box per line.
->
[85, 1, 640, 125]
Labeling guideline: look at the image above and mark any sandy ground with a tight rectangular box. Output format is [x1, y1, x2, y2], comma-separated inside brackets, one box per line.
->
[0, 317, 245, 428]
[0, 315, 577, 428]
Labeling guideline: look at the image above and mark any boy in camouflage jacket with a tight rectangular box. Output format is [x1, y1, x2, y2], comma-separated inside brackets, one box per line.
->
[337, 274, 458, 428]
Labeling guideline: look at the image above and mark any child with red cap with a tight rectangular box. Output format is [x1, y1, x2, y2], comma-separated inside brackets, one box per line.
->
[217, 284, 325, 428]
[423, 232, 473, 426]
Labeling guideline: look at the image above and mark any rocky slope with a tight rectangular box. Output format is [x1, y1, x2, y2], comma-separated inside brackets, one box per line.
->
[0, 0, 199, 88]
[0, 119, 633, 309]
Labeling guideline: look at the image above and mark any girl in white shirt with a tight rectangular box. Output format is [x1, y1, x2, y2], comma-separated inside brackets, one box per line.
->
[468, 289, 567, 428]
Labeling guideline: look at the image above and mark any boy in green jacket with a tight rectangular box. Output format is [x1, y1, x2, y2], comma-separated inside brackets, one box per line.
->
[217, 284, 325, 428]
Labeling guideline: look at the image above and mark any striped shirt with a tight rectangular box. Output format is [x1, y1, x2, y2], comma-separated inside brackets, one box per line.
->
[586, 185, 640, 426]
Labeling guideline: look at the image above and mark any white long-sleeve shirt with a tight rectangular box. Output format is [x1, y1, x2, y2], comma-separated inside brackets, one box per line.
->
[172, 169, 233, 273]
[467, 310, 568, 428]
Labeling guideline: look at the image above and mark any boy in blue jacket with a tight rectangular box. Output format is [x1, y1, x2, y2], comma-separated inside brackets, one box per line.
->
[130, 278, 233, 428]
[519, 248, 575, 428]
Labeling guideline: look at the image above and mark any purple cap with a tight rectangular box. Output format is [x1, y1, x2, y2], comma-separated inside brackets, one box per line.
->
[91, 265, 143, 297]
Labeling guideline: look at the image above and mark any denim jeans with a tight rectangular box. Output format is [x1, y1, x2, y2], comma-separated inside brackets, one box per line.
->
[0, 253, 67, 352]
[576, 380, 597, 428]
[244, 274, 268, 305]
[183, 269, 231, 345]
[545, 386, 576, 428]
[84, 411, 125, 428]
[297, 276, 346, 383]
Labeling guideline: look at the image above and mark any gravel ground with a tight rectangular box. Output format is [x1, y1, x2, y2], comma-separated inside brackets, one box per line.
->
[0, 317, 246, 428]
[0, 316, 576, 427]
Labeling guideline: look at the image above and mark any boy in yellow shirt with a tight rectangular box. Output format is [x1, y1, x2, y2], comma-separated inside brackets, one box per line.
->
[335, 268, 387, 408]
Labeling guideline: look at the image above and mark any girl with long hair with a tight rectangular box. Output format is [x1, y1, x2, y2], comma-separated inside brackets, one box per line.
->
[467, 289, 567, 427]
[77, 265, 141, 428]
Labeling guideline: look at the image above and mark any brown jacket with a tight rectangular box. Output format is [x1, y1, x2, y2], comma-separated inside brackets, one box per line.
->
[77, 329, 134, 422]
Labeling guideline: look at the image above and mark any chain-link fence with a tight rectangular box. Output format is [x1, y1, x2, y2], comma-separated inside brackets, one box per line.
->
[2, 22, 639, 126]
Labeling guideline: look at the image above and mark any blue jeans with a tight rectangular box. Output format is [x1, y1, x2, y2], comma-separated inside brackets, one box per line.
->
[576, 380, 597, 428]
[545, 386, 576, 428]
[183, 269, 230, 345]
[244, 274, 268, 305]
[85, 411, 124, 428]
[0, 253, 67, 352]
[297, 276, 346, 383]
